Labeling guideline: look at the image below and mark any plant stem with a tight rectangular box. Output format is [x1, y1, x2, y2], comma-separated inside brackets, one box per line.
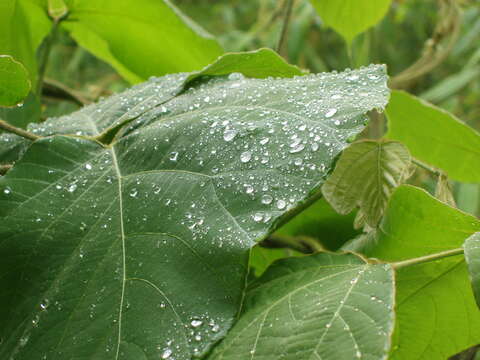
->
[36, 21, 60, 97]
[0, 164, 13, 175]
[392, 247, 464, 269]
[276, 0, 295, 57]
[412, 158, 442, 177]
[0, 119, 42, 141]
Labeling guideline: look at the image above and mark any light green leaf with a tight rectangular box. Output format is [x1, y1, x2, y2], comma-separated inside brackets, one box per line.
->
[365, 185, 480, 360]
[0, 55, 31, 106]
[386, 90, 480, 183]
[0, 65, 389, 359]
[208, 253, 395, 360]
[249, 245, 303, 277]
[183, 48, 305, 88]
[61, 0, 223, 83]
[310, 0, 392, 43]
[465, 232, 480, 308]
[0, 0, 52, 87]
[322, 140, 411, 228]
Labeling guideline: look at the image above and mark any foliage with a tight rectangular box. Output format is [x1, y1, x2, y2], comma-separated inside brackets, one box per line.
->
[1, 1, 480, 360]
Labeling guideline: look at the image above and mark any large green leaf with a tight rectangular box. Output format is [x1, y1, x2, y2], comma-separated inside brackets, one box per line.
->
[208, 253, 395, 360]
[0, 0, 51, 86]
[465, 232, 480, 308]
[365, 185, 480, 360]
[310, 0, 392, 43]
[386, 90, 480, 183]
[0, 64, 389, 359]
[322, 140, 411, 228]
[61, 0, 223, 83]
[0, 55, 31, 106]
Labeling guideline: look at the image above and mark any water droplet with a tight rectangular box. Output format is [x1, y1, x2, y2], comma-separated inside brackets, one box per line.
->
[261, 194, 273, 205]
[161, 348, 172, 359]
[169, 152, 178, 162]
[3, 187, 11, 195]
[325, 108, 337, 118]
[40, 299, 49, 310]
[253, 213, 263, 222]
[191, 319, 203, 328]
[129, 188, 138, 198]
[240, 151, 252, 163]
[85, 163, 92, 170]
[67, 184, 77, 193]
[276, 199, 286, 210]
[223, 129, 237, 142]
[228, 72, 244, 81]
[260, 137, 269, 145]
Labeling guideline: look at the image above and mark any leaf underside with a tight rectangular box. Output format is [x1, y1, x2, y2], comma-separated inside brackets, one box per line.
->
[0, 65, 389, 359]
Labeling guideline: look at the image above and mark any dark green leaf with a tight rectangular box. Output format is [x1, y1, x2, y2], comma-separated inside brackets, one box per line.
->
[61, 0, 223, 83]
[0, 55, 31, 106]
[310, 0, 392, 43]
[208, 253, 395, 360]
[464, 232, 480, 308]
[0, 65, 389, 359]
[322, 140, 411, 228]
[386, 90, 480, 183]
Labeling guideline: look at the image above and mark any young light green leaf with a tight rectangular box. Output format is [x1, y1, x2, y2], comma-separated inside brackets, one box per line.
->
[0, 0, 52, 87]
[322, 140, 412, 228]
[183, 48, 305, 88]
[61, 0, 223, 83]
[386, 90, 480, 183]
[0, 65, 389, 359]
[364, 185, 480, 360]
[464, 232, 480, 308]
[0, 55, 31, 106]
[208, 253, 395, 360]
[310, 0, 392, 43]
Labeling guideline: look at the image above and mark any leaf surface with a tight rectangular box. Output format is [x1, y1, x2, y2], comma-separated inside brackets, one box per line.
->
[61, 0, 223, 83]
[464, 232, 480, 308]
[310, 0, 392, 43]
[365, 185, 480, 360]
[0, 65, 389, 359]
[322, 140, 411, 228]
[208, 253, 395, 360]
[0, 55, 31, 106]
[386, 90, 480, 183]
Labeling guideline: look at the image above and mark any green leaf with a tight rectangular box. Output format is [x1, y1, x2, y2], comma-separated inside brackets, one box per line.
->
[183, 48, 305, 88]
[0, 55, 31, 106]
[322, 140, 411, 228]
[0, 0, 52, 87]
[208, 253, 395, 360]
[249, 245, 303, 277]
[365, 185, 480, 360]
[465, 232, 480, 308]
[275, 198, 360, 251]
[386, 90, 480, 183]
[310, 0, 392, 43]
[61, 0, 223, 83]
[0, 65, 389, 359]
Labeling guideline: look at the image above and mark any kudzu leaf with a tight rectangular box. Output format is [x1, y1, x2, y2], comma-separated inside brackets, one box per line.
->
[0, 55, 31, 107]
[364, 185, 480, 360]
[310, 0, 392, 43]
[464, 232, 480, 308]
[208, 253, 395, 360]
[0, 64, 389, 359]
[386, 90, 480, 183]
[322, 140, 412, 228]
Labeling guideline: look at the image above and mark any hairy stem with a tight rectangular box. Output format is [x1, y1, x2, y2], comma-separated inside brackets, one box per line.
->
[276, 0, 295, 57]
[392, 247, 464, 269]
[0, 119, 41, 141]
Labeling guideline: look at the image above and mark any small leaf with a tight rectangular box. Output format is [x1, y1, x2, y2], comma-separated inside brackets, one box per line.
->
[310, 0, 392, 43]
[386, 90, 480, 183]
[0, 65, 389, 359]
[464, 232, 480, 308]
[435, 173, 456, 207]
[249, 245, 303, 277]
[322, 140, 412, 228]
[48, 0, 68, 21]
[61, 0, 223, 83]
[0, 56, 31, 107]
[208, 253, 395, 360]
[183, 48, 305, 89]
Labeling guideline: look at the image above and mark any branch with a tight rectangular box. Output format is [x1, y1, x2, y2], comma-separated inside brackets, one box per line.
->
[43, 78, 92, 106]
[390, 0, 461, 89]
[392, 247, 464, 269]
[276, 0, 295, 57]
[0, 119, 42, 141]
[412, 158, 442, 177]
